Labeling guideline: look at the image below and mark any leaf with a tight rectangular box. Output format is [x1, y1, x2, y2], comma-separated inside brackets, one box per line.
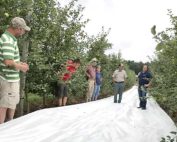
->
[4, 12, 9, 17]
[161, 33, 169, 40]
[156, 43, 164, 51]
[151, 25, 156, 35]
[160, 137, 165, 142]
[167, 135, 171, 140]
[170, 131, 177, 135]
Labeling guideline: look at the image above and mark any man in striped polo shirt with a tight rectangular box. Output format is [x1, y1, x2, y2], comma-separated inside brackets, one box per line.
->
[0, 17, 30, 124]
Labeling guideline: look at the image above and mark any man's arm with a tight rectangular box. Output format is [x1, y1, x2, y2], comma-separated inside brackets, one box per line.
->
[112, 70, 116, 83]
[144, 73, 153, 87]
[85, 65, 91, 78]
[124, 70, 128, 82]
[137, 72, 141, 84]
[1, 41, 29, 73]
[144, 80, 152, 88]
[4, 60, 29, 73]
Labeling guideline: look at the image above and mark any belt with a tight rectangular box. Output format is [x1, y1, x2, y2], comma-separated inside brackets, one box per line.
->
[115, 81, 124, 83]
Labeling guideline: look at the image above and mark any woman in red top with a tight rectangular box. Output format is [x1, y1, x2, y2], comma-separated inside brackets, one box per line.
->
[57, 59, 80, 106]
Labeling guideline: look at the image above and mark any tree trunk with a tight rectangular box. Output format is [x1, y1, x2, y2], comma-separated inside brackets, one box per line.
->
[17, 39, 29, 116]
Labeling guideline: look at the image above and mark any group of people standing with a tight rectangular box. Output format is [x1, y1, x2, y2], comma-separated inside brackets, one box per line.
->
[56, 60, 152, 110]
[54, 57, 103, 107]
[85, 58, 102, 102]
[0, 17, 152, 124]
[112, 63, 152, 110]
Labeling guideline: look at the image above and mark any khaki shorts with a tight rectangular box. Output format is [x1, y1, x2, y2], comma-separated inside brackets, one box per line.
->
[0, 78, 20, 109]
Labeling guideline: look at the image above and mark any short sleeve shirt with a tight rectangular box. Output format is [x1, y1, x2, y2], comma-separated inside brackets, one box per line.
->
[112, 70, 127, 82]
[62, 61, 76, 81]
[0, 31, 20, 82]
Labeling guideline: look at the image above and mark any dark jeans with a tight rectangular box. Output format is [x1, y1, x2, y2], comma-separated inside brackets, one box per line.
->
[57, 81, 68, 98]
[138, 86, 147, 109]
[114, 82, 124, 103]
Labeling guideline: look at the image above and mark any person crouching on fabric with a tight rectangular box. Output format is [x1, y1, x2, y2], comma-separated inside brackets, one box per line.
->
[56, 59, 80, 106]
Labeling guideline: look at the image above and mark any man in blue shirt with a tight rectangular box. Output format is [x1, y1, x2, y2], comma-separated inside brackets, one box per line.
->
[138, 65, 152, 110]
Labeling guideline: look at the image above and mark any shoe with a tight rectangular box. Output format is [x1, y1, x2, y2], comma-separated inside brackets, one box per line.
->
[137, 106, 141, 108]
[114, 101, 117, 103]
[141, 107, 146, 110]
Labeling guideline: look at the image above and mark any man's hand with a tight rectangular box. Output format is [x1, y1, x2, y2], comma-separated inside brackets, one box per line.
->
[144, 84, 149, 87]
[87, 74, 91, 79]
[4, 60, 29, 73]
[17, 62, 29, 73]
[143, 77, 150, 81]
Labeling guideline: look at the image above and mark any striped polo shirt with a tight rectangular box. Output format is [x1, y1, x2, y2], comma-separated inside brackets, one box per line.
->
[0, 31, 20, 82]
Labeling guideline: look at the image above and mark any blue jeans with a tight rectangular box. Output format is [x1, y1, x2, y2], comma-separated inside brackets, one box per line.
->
[138, 86, 147, 108]
[114, 82, 124, 103]
[92, 85, 101, 101]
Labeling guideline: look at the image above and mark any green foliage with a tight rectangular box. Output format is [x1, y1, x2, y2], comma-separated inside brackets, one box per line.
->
[26, 93, 54, 112]
[87, 27, 112, 61]
[27, 93, 43, 105]
[67, 64, 88, 103]
[150, 10, 177, 124]
[126, 60, 146, 75]
[125, 68, 136, 89]
[0, 0, 33, 35]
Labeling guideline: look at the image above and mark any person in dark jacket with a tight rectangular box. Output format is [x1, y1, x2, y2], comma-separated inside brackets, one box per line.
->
[137, 65, 152, 110]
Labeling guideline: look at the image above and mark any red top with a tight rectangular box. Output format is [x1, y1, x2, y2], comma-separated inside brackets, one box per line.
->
[62, 60, 76, 81]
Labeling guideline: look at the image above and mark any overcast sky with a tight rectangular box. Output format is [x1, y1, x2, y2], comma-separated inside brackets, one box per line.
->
[62, 0, 177, 62]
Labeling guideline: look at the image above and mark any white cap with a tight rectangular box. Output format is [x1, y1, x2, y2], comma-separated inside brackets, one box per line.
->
[90, 58, 97, 62]
[10, 17, 31, 31]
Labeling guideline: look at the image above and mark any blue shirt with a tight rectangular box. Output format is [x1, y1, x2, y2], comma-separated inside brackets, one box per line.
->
[138, 71, 152, 86]
[96, 72, 102, 85]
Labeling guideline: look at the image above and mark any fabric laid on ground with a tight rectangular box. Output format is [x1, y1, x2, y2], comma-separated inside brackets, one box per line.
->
[0, 86, 176, 142]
